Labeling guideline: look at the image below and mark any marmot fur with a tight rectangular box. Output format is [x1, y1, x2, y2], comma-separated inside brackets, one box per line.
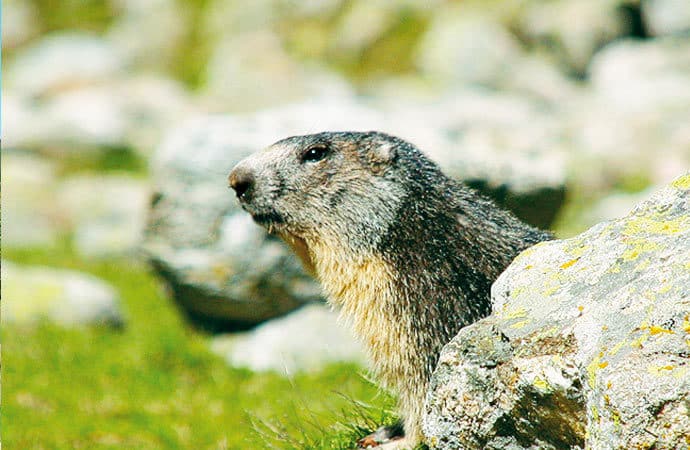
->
[229, 131, 552, 448]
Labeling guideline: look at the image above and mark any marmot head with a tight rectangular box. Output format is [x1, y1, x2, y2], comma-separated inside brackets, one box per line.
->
[228, 131, 412, 250]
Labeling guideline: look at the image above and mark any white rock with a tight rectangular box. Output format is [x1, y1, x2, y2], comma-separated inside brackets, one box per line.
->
[57, 174, 150, 258]
[201, 30, 352, 112]
[1, 153, 63, 248]
[3, 87, 126, 153]
[565, 38, 690, 190]
[2, 260, 124, 327]
[642, 0, 690, 36]
[4, 76, 194, 154]
[117, 75, 196, 154]
[106, 0, 188, 69]
[5, 32, 124, 96]
[515, 0, 630, 73]
[499, 54, 581, 104]
[332, 0, 398, 54]
[588, 38, 690, 113]
[1, 91, 40, 150]
[416, 8, 523, 86]
[41, 87, 129, 149]
[211, 304, 364, 374]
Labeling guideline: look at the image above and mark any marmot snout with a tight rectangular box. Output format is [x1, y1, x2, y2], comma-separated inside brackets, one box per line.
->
[229, 131, 404, 242]
[229, 131, 552, 448]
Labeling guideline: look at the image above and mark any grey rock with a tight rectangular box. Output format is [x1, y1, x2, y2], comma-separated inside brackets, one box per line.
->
[566, 38, 690, 190]
[416, 8, 524, 87]
[642, 0, 690, 36]
[39, 86, 129, 151]
[5, 32, 124, 97]
[201, 30, 353, 112]
[1, 152, 63, 248]
[588, 37, 690, 113]
[331, 0, 403, 55]
[143, 109, 336, 330]
[498, 54, 582, 104]
[514, 0, 631, 75]
[57, 174, 150, 259]
[211, 304, 364, 374]
[3, 76, 193, 155]
[107, 0, 188, 70]
[2, 91, 41, 151]
[413, 4, 581, 105]
[2, 260, 124, 328]
[115, 75, 196, 155]
[144, 98, 566, 330]
[424, 173, 690, 449]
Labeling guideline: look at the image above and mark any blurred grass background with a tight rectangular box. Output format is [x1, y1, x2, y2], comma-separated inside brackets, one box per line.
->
[4, 242, 397, 449]
[3, 1, 409, 447]
[6, 0, 431, 87]
[3, 0, 680, 448]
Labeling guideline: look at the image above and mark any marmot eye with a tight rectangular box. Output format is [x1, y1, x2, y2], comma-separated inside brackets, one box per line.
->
[301, 145, 329, 163]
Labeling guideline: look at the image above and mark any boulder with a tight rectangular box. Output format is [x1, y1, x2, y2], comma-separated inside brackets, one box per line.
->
[513, 0, 632, 75]
[211, 304, 364, 374]
[416, 7, 524, 87]
[5, 32, 124, 97]
[565, 37, 690, 191]
[588, 37, 690, 114]
[200, 30, 353, 112]
[1, 152, 64, 248]
[3, 75, 194, 156]
[642, 0, 690, 36]
[106, 0, 188, 71]
[424, 173, 690, 449]
[144, 98, 566, 331]
[57, 174, 150, 259]
[2, 260, 124, 328]
[1, 154, 151, 256]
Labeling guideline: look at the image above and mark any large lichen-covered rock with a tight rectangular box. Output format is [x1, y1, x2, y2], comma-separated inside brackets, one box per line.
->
[424, 173, 690, 449]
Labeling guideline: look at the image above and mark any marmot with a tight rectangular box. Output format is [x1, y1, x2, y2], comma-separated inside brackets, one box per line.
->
[228, 131, 552, 449]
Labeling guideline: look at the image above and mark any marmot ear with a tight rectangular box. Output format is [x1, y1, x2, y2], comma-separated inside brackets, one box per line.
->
[370, 141, 397, 167]
[359, 133, 397, 172]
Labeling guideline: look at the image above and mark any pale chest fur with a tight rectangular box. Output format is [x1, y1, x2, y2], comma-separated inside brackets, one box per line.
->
[308, 238, 416, 392]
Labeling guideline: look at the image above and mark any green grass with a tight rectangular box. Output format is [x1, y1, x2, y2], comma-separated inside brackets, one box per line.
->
[2, 245, 396, 449]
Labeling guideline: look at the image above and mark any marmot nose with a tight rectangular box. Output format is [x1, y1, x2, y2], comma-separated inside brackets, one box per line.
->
[228, 166, 255, 202]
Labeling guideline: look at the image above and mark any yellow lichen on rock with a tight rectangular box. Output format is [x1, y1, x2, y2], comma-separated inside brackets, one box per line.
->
[621, 239, 661, 261]
[533, 376, 550, 392]
[623, 216, 689, 236]
[560, 258, 579, 269]
[670, 173, 690, 190]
